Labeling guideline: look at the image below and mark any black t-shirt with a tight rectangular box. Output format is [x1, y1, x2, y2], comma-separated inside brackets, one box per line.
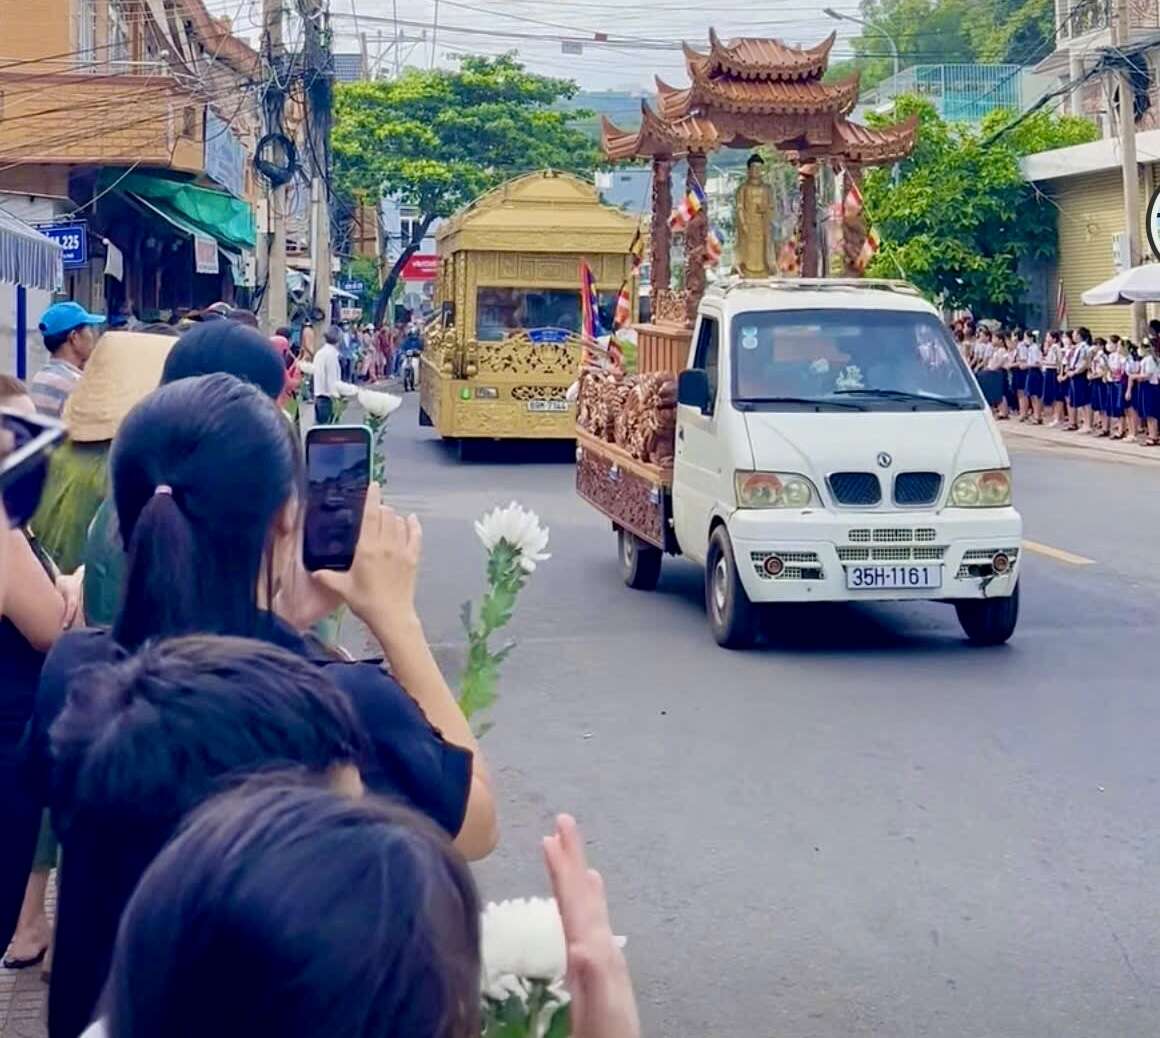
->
[28, 620, 473, 1038]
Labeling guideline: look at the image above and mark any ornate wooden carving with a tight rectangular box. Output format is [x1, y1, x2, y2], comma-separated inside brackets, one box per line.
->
[651, 155, 673, 297]
[798, 166, 819, 278]
[576, 447, 667, 549]
[685, 152, 709, 322]
[652, 288, 691, 327]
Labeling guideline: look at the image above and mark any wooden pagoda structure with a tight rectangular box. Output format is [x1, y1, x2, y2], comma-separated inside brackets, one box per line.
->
[601, 29, 917, 361]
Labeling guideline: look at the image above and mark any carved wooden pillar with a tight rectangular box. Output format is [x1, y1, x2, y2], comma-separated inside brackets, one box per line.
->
[799, 165, 820, 278]
[685, 151, 708, 324]
[842, 164, 868, 277]
[650, 154, 672, 304]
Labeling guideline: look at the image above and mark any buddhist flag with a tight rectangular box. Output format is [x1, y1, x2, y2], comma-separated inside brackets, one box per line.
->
[855, 227, 880, 273]
[844, 175, 865, 218]
[668, 182, 705, 232]
[580, 259, 603, 340]
[706, 225, 724, 266]
[628, 227, 644, 276]
[613, 281, 632, 328]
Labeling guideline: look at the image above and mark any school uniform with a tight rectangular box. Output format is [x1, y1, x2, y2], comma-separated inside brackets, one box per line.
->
[1124, 356, 1142, 415]
[1105, 351, 1127, 418]
[1141, 354, 1160, 420]
[1012, 340, 1030, 395]
[1089, 350, 1107, 414]
[1069, 344, 1090, 409]
[1042, 342, 1060, 405]
[1025, 340, 1044, 399]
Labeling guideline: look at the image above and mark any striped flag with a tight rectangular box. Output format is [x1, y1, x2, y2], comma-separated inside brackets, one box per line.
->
[668, 182, 705, 232]
[1055, 278, 1068, 329]
[613, 282, 632, 328]
[844, 174, 864, 217]
[580, 259, 604, 340]
[628, 227, 644, 276]
[855, 227, 880, 273]
[706, 224, 724, 266]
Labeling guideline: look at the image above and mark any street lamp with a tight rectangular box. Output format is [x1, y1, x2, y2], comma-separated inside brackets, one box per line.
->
[823, 7, 900, 85]
[825, 7, 901, 186]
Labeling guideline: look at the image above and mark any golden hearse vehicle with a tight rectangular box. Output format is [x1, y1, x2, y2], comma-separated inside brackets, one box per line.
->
[419, 171, 637, 450]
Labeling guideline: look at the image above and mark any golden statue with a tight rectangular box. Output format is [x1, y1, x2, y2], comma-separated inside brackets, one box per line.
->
[734, 153, 774, 277]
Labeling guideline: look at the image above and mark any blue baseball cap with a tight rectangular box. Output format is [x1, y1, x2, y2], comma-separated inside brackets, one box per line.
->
[39, 301, 106, 338]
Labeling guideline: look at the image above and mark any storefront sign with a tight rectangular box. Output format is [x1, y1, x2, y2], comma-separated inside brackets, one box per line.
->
[401, 253, 438, 281]
[204, 109, 247, 199]
[194, 235, 219, 275]
[340, 278, 365, 294]
[37, 222, 87, 269]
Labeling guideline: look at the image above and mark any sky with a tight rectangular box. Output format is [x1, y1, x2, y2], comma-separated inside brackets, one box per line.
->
[211, 0, 867, 92]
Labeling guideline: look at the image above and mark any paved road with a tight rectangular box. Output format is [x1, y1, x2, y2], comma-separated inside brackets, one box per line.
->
[383, 396, 1160, 1038]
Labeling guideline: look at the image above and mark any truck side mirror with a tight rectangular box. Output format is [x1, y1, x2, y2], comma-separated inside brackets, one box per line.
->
[975, 370, 1005, 408]
[678, 368, 711, 412]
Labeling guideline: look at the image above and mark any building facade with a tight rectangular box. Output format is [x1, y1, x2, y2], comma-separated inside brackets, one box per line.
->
[0, 0, 262, 371]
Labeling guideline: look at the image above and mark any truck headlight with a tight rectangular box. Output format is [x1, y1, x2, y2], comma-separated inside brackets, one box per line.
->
[735, 471, 818, 509]
[949, 469, 1012, 507]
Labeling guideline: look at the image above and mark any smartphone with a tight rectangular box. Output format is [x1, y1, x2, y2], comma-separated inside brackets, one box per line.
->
[303, 424, 372, 572]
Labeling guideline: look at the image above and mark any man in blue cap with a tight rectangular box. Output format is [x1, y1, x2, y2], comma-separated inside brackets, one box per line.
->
[29, 302, 106, 418]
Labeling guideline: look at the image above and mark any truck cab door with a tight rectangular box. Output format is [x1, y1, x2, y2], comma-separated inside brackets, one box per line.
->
[674, 313, 724, 565]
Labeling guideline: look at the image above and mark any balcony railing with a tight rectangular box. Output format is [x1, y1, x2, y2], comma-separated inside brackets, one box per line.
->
[1059, 0, 1160, 39]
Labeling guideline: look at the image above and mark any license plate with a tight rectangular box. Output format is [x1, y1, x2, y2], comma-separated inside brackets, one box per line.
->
[845, 565, 942, 590]
[527, 400, 568, 413]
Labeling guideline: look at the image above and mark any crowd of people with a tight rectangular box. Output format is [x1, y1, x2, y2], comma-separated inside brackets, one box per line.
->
[952, 318, 1160, 444]
[0, 300, 639, 1038]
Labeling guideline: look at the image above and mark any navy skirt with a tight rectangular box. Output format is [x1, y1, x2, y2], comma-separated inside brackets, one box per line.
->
[1026, 369, 1044, 399]
[1140, 382, 1157, 420]
[1042, 369, 1059, 406]
[1012, 368, 1028, 393]
[1106, 381, 1125, 418]
[1091, 380, 1106, 413]
[1069, 377, 1089, 408]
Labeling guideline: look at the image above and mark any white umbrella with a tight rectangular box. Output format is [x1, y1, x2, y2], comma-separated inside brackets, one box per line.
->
[1081, 263, 1160, 305]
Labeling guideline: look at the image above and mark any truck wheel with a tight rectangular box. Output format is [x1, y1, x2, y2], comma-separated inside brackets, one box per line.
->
[954, 584, 1019, 646]
[618, 529, 662, 590]
[706, 526, 758, 649]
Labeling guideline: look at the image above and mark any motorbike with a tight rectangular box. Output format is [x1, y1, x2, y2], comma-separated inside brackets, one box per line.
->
[403, 349, 421, 392]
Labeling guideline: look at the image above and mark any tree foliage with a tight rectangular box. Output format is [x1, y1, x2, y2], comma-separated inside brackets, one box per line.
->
[828, 0, 1055, 89]
[333, 54, 601, 323]
[862, 97, 1098, 317]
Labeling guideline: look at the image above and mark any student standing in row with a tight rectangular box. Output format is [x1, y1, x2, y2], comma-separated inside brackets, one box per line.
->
[1025, 331, 1044, 423]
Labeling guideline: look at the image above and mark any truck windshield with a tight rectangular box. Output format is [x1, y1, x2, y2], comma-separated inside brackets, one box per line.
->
[731, 308, 980, 411]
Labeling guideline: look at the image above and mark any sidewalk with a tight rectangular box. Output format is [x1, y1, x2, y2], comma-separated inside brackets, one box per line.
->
[1001, 419, 1160, 465]
[0, 876, 52, 1038]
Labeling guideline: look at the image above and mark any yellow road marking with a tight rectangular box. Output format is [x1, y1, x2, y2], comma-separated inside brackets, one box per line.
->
[1023, 540, 1096, 566]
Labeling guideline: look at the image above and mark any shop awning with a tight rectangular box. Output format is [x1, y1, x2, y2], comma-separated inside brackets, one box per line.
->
[0, 208, 63, 291]
[99, 170, 256, 251]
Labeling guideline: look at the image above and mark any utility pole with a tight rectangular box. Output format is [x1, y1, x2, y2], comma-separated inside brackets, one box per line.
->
[260, 0, 289, 331]
[1113, 0, 1144, 335]
[301, 0, 334, 336]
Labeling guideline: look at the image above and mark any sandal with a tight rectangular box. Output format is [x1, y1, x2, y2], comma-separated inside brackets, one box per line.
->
[3, 946, 47, 970]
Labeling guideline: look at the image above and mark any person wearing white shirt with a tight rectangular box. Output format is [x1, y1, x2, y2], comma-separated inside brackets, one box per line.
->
[312, 327, 343, 424]
[1025, 334, 1044, 423]
[1139, 343, 1160, 444]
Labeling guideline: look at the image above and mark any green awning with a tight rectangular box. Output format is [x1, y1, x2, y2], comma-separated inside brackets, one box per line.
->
[99, 170, 255, 250]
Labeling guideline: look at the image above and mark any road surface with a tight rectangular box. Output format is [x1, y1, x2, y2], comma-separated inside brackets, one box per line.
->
[386, 397, 1159, 1038]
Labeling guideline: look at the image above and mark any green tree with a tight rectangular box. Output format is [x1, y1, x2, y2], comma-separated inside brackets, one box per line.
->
[340, 255, 381, 317]
[861, 97, 1097, 317]
[333, 54, 601, 325]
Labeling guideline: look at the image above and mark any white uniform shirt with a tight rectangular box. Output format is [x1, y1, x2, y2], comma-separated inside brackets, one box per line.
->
[1026, 340, 1043, 366]
[313, 342, 342, 398]
[1106, 351, 1127, 380]
[986, 345, 1009, 371]
[1143, 354, 1160, 384]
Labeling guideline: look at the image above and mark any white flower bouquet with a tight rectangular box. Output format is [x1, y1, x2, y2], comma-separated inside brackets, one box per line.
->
[481, 898, 570, 1038]
[459, 502, 550, 725]
[357, 388, 402, 483]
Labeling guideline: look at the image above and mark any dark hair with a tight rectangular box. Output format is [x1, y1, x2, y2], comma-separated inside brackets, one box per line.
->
[43, 329, 73, 352]
[325, 325, 342, 345]
[275, 325, 292, 339]
[51, 636, 364, 837]
[110, 374, 297, 649]
[228, 307, 260, 328]
[1077, 326, 1092, 343]
[163, 320, 285, 400]
[103, 783, 481, 1038]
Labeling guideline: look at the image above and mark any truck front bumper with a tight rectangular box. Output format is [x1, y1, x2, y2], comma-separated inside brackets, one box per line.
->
[728, 507, 1022, 604]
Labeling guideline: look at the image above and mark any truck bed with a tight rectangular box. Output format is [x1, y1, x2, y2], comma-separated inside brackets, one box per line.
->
[576, 429, 675, 552]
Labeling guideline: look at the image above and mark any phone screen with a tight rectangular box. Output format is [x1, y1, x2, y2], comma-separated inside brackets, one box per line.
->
[303, 425, 372, 572]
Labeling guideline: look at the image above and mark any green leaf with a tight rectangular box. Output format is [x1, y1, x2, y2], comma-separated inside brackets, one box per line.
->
[543, 1002, 571, 1038]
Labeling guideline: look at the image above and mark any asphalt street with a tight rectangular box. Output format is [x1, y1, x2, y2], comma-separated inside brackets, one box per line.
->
[379, 395, 1159, 1038]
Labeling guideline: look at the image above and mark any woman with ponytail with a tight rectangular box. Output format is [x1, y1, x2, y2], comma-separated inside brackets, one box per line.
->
[22, 373, 496, 1038]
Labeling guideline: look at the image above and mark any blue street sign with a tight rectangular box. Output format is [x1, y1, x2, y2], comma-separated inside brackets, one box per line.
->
[341, 279, 365, 294]
[37, 223, 88, 269]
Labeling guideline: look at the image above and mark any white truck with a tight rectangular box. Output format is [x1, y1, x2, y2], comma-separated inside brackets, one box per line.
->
[576, 278, 1021, 649]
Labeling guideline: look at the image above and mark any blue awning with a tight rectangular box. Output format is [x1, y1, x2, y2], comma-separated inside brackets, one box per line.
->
[0, 208, 63, 291]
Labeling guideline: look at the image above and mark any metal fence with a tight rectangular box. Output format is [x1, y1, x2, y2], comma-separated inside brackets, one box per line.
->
[862, 64, 1024, 123]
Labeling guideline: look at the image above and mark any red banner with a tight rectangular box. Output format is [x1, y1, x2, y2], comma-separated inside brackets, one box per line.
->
[401, 253, 438, 281]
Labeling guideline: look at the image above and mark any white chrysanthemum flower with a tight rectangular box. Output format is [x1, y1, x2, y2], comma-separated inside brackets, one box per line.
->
[358, 388, 403, 418]
[480, 898, 566, 996]
[336, 381, 360, 398]
[474, 501, 551, 572]
[297, 360, 315, 376]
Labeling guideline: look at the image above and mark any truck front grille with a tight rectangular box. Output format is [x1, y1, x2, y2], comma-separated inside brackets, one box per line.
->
[750, 551, 824, 581]
[827, 472, 881, 506]
[893, 472, 943, 506]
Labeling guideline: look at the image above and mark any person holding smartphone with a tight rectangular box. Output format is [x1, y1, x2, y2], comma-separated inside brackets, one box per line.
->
[23, 373, 498, 1038]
